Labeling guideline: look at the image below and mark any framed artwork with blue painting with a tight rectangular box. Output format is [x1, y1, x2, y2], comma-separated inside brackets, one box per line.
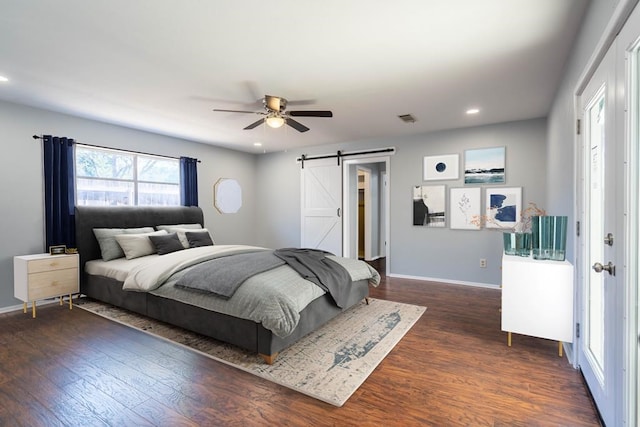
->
[423, 154, 459, 181]
[485, 187, 521, 229]
[464, 147, 505, 184]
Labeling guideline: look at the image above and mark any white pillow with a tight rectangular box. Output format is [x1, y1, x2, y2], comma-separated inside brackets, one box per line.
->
[93, 227, 155, 261]
[115, 230, 168, 260]
[168, 227, 215, 248]
[156, 223, 202, 232]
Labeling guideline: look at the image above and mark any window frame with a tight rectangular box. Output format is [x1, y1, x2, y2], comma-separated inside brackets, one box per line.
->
[74, 144, 181, 207]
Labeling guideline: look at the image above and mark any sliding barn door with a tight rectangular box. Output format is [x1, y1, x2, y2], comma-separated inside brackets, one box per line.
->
[301, 158, 343, 256]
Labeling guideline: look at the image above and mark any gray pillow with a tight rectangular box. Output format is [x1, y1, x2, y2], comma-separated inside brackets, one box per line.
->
[186, 230, 214, 247]
[149, 233, 184, 255]
[93, 227, 154, 261]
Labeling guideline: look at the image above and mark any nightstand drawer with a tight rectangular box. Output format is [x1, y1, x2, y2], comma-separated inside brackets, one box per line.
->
[27, 256, 77, 274]
[28, 268, 79, 300]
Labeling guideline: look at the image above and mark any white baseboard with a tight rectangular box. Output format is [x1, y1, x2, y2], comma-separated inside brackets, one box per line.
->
[0, 298, 61, 315]
[387, 273, 500, 290]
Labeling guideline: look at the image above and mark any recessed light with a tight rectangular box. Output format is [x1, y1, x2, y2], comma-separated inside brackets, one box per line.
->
[466, 108, 480, 115]
[253, 142, 262, 147]
[0, 76, 8, 83]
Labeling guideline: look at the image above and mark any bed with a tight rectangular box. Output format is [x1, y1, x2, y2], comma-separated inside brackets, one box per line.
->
[74, 205, 380, 364]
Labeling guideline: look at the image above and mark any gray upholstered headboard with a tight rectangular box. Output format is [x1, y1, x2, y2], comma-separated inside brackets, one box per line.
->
[75, 205, 204, 269]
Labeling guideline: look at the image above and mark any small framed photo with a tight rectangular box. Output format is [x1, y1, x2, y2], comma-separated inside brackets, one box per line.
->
[423, 154, 459, 181]
[49, 245, 67, 255]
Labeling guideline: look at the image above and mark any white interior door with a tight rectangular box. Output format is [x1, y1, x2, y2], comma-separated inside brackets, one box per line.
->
[578, 45, 621, 427]
[300, 158, 342, 256]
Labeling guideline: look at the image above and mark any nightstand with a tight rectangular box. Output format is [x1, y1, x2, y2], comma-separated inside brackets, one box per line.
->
[14, 253, 79, 318]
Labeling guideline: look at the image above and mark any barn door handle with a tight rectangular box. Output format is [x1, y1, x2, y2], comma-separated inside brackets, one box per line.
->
[337, 208, 341, 217]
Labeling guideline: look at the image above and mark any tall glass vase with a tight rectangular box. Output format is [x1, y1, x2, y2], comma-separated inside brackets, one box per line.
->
[531, 216, 568, 261]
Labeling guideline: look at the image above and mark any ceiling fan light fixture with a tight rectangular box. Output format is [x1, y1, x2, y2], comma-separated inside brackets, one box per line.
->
[266, 115, 285, 128]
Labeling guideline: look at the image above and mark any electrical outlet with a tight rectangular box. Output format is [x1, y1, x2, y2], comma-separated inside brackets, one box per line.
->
[480, 258, 487, 268]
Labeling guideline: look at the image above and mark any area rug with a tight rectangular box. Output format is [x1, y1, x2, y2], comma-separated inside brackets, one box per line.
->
[76, 298, 425, 407]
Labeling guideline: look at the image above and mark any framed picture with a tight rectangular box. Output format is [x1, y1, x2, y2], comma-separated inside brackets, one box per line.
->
[49, 245, 67, 255]
[423, 154, 459, 181]
[450, 187, 481, 230]
[413, 185, 446, 227]
[485, 187, 522, 229]
[464, 147, 505, 184]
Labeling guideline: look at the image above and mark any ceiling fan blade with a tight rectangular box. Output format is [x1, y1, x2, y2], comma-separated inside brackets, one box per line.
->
[288, 110, 333, 118]
[286, 98, 317, 106]
[244, 118, 265, 130]
[286, 118, 310, 133]
[213, 108, 263, 114]
[265, 95, 282, 112]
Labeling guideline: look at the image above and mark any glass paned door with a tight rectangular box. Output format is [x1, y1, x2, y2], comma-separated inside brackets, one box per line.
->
[578, 45, 619, 427]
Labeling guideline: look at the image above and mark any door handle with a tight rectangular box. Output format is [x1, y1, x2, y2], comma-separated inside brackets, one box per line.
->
[592, 261, 616, 276]
[337, 208, 341, 217]
[604, 233, 614, 246]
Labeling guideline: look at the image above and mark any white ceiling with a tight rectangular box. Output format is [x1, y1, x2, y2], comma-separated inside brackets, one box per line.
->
[0, 1, 588, 153]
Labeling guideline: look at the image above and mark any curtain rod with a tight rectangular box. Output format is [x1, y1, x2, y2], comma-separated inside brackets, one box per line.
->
[32, 135, 201, 163]
[296, 147, 395, 168]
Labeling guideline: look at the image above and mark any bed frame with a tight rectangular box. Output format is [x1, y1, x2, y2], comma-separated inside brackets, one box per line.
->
[75, 205, 370, 364]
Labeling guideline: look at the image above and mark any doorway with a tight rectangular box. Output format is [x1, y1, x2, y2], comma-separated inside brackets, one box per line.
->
[343, 156, 390, 275]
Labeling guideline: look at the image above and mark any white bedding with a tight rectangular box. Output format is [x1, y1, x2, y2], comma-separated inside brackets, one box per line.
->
[85, 245, 381, 337]
[86, 255, 160, 282]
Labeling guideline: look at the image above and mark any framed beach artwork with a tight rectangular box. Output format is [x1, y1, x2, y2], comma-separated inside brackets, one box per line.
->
[449, 187, 481, 230]
[412, 185, 446, 227]
[464, 147, 505, 184]
[423, 154, 459, 181]
[485, 187, 521, 229]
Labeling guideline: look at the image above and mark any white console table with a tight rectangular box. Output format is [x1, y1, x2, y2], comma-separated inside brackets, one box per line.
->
[501, 255, 574, 356]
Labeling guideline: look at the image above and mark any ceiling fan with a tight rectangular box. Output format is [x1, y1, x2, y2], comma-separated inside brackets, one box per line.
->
[213, 95, 332, 133]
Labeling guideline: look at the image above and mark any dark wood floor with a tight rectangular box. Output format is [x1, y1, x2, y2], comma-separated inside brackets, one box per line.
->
[0, 271, 601, 426]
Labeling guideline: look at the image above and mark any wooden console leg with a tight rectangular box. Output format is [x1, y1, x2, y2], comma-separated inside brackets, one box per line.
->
[558, 341, 563, 357]
[507, 331, 512, 347]
[259, 353, 279, 365]
[69, 294, 73, 310]
[32, 301, 36, 319]
[23, 302, 27, 314]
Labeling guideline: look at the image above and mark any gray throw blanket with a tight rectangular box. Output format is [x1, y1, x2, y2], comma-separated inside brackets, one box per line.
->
[176, 250, 285, 299]
[274, 248, 352, 308]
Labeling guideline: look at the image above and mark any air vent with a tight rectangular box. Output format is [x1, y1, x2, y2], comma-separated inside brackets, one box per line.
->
[398, 114, 416, 123]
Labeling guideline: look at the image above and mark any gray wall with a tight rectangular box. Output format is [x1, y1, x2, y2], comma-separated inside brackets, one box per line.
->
[547, 0, 620, 263]
[0, 100, 259, 310]
[255, 118, 548, 287]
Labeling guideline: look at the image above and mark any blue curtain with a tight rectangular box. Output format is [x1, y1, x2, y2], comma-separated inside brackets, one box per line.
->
[180, 156, 198, 206]
[43, 135, 76, 249]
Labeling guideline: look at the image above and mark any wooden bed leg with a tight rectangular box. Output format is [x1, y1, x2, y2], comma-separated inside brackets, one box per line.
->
[365, 297, 369, 305]
[259, 353, 278, 365]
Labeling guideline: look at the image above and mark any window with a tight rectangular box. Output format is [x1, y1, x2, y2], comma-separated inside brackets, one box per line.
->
[75, 145, 180, 206]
